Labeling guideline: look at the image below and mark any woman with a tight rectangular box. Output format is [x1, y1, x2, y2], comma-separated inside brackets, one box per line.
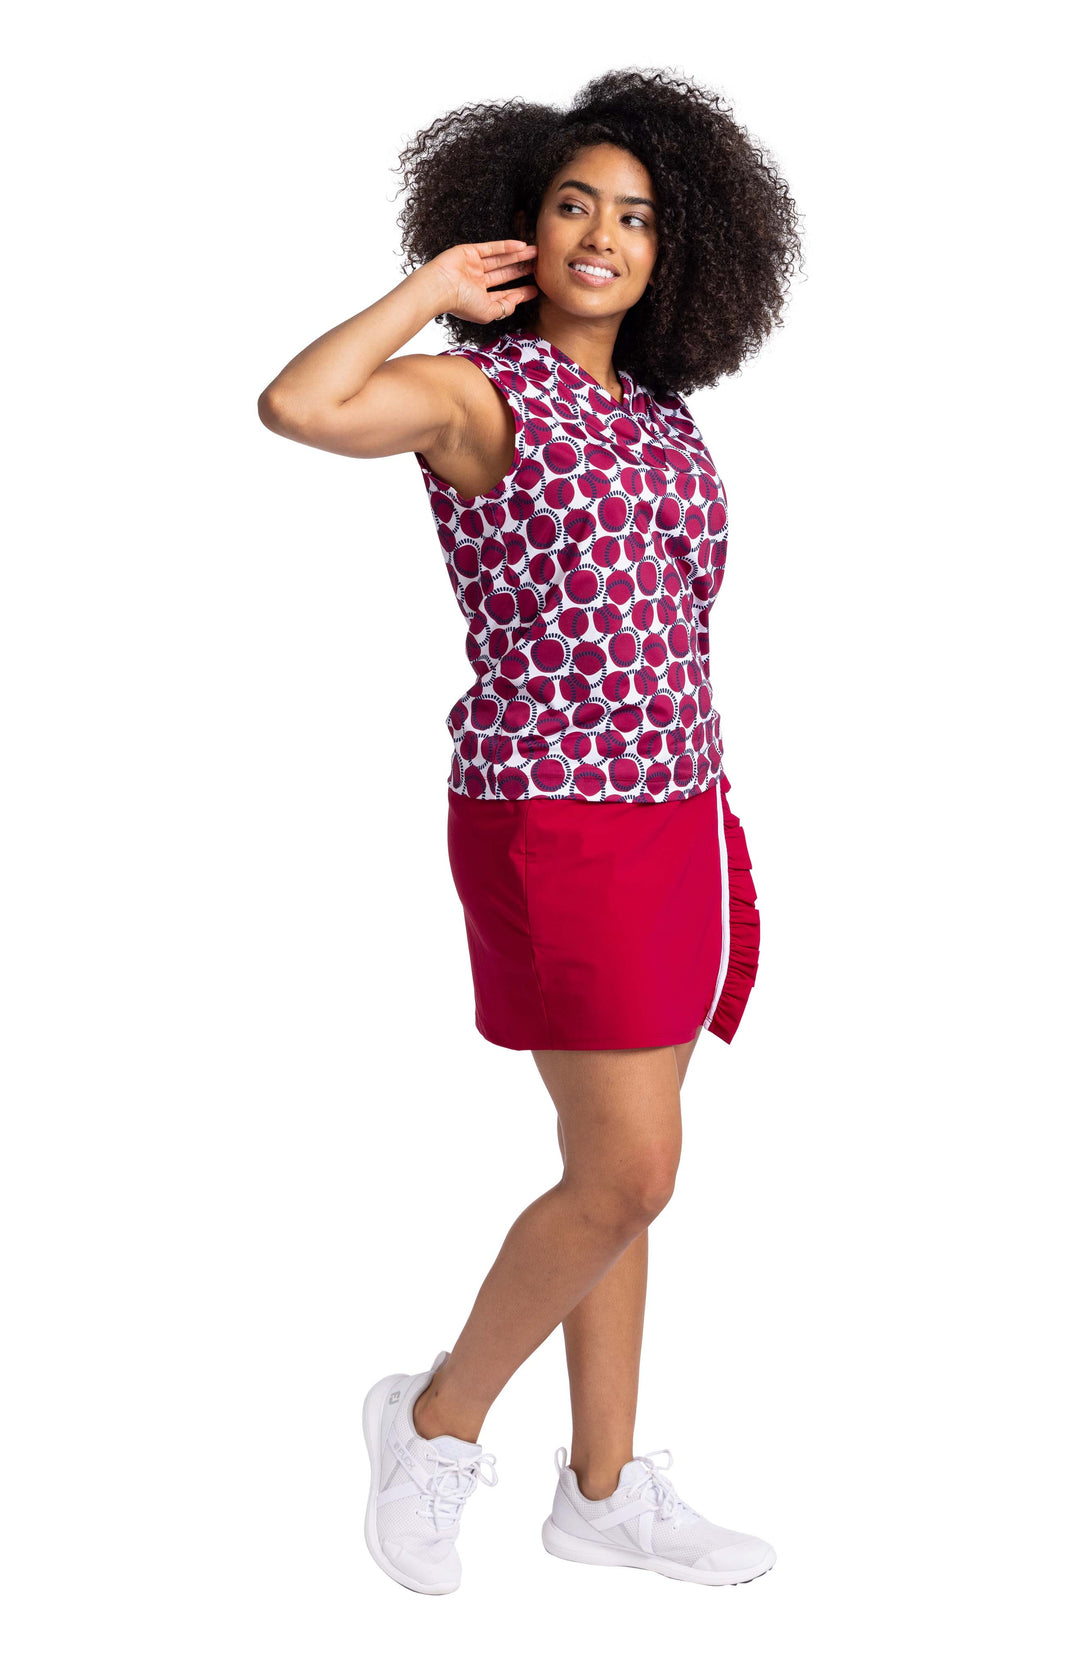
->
[258, 67, 802, 1596]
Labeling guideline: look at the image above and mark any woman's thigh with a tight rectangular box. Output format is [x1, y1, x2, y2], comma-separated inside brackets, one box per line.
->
[673, 1025, 703, 1090]
[531, 1044, 684, 1186]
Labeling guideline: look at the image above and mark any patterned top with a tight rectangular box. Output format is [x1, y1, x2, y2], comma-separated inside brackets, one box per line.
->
[413, 327, 728, 803]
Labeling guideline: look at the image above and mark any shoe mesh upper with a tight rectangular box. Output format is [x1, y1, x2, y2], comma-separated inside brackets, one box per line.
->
[375, 1385, 487, 1556]
[569, 1475, 758, 1566]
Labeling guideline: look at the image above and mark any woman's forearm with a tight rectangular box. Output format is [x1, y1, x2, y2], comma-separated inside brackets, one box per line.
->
[258, 261, 455, 420]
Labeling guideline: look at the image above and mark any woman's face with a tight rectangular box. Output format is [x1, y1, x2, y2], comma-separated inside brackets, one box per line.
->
[529, 143, 659, 320]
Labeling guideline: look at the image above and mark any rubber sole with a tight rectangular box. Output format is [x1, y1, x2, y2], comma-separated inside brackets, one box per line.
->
[541, 1514, 777, 1586]
[362, 1372, 460, 1596]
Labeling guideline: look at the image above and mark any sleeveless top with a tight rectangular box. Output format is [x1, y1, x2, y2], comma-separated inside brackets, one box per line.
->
[413, 326, 728, 804]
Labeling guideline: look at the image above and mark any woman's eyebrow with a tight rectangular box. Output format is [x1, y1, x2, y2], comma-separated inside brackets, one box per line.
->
[555, 177, 657, 212]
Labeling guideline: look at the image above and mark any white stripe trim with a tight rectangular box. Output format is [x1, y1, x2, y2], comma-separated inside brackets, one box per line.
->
[589, 1496, 653, 1531]
[702, 781, 731, 1030]
[377, 1480, 421, 1507]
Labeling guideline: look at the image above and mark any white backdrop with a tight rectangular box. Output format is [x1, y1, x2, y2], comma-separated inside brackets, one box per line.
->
[4, 4, 1077, 1658]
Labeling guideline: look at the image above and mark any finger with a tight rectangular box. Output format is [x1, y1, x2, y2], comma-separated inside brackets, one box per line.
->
[489, 285, 539, 315]
[478, 242, 537, 263]
[484, 257, 537, 285]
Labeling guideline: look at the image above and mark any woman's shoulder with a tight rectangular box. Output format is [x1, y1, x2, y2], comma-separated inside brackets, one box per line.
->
[647, 382, 695, 425]
[435, 330, 534, 368]
[655, 386, 708, 446]
[649, 386, 724, 490]
[433, 332, 558, 413]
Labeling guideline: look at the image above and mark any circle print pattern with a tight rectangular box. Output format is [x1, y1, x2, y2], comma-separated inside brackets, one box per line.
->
[414, 327, 728, 804]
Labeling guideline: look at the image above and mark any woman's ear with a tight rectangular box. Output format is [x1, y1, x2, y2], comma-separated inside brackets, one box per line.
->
[512, 207, 532, 242]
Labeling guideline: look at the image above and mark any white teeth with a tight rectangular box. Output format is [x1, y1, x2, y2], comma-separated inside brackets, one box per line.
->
[570, 263, 616, 278]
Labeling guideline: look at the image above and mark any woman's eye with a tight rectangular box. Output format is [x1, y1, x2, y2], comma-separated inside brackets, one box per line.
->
[559, 202, 650, 228]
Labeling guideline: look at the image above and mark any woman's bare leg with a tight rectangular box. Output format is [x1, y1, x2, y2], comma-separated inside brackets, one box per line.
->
[557, 1027, 703, 1498]
[412, 1044, 683, 1445]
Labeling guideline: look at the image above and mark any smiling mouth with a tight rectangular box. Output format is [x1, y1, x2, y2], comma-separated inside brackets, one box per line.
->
[568, 260, 619, 284]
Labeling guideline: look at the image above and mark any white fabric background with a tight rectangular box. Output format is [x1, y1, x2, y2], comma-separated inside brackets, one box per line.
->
[3, 6, 1076, 1658]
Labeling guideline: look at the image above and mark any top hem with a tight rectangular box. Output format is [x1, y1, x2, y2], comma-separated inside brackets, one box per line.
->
[446, 770, 723, 806]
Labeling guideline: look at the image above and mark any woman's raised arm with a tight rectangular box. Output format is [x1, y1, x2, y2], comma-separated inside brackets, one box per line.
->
[256, 242, 536, 461]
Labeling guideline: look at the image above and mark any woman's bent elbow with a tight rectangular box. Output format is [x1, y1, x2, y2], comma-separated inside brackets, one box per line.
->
[257, 385, 304, 437]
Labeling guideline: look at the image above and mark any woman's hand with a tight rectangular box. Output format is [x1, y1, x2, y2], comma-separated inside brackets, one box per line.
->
[428, 240, 539, 324]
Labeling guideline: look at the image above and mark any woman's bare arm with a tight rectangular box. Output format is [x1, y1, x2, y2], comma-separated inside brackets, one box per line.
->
[256, 243, 537, 471]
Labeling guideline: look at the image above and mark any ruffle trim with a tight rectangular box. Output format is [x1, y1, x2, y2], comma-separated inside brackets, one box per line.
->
[707, 775, 761, 1044]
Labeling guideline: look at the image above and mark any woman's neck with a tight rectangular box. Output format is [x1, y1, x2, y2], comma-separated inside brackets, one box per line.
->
[524, 317, 624, 403]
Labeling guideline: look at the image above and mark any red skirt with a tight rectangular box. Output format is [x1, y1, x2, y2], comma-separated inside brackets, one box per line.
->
[446, 774, 760, 1051]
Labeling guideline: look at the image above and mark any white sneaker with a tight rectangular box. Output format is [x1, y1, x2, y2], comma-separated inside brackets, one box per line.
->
[363, 1349, 498, 1595]
[541, 1446, 775, 1586]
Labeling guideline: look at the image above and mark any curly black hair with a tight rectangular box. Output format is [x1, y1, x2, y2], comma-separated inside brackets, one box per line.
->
[392, 66, 804, 399]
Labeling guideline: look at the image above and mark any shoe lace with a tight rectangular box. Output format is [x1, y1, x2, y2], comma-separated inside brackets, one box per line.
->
[626, 1450, 699, 1527]
[417, 1448, 499, 1530]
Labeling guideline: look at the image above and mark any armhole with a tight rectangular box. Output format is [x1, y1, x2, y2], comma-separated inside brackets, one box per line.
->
[413, 348, 525, 503]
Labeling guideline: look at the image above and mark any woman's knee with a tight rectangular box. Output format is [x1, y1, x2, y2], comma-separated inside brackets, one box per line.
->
[545, 1046, 683, 1230]
[567, 1140, 681, 1233]
[626, 1142, 681, 1221]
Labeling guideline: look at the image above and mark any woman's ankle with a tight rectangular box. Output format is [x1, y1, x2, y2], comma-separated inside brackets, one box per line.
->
[571, 1453, 633, 1501]
[412, 1367, 485, 1444]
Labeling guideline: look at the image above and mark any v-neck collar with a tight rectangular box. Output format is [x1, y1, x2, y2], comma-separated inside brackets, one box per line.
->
[514, 328, 634, 412]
